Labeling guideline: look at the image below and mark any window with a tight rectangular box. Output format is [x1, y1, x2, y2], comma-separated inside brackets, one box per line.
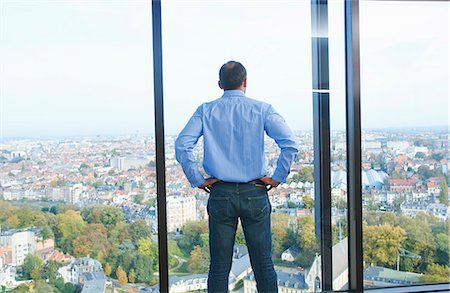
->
[1, 1, 158, 291]
[162, 1, 318, 292]
[360, 0, 449, 289]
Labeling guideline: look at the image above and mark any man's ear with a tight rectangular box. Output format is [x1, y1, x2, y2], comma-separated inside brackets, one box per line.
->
[242, 78, 247, 88]
[218, 80, 224, 89]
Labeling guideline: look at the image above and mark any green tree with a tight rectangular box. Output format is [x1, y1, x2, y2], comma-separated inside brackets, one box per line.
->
[178, 221, 209, 253]
[439, 182, 448, 205]
[54, 277, 76, 293]
[435, 233, 450, 266]
[81, 205, 124, 228]
[363, 224, 406, 268]
[22, 254, 44, 280]
[292, 166, 314, 183]
[421, 264, 450, 282]
[45, 261, 60, 284]
[397, 215, 437, 272]
[129, 219, 151, 245]
[137, 237, 152, 256]
[134, 255, 153, 283]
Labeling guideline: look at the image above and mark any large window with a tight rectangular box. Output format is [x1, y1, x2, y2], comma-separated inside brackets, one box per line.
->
[1, 2, 159, 292]
[161, 1, 320, 292]
[1, 0, 448, 292]
[360, 0, 449, 289]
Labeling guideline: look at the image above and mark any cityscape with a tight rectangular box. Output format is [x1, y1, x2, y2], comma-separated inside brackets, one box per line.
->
[0, 127, 448, 292]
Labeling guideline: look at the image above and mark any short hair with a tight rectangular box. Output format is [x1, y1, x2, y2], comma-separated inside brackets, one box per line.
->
[219, 61, 247, 90]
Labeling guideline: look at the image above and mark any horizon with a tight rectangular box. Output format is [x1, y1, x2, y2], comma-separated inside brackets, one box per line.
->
[1, 124, 448, 141]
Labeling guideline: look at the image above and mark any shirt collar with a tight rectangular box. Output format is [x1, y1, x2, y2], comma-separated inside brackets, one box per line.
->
[222, 90, 246, 98]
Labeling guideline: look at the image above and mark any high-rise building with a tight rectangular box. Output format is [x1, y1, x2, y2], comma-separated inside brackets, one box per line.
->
[166, 195, 197, 232]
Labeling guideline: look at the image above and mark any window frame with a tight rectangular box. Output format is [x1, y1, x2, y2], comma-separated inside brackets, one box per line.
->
[151, 0, 449, 292]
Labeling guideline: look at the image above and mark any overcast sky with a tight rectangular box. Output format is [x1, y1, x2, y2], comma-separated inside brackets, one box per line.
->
[1, 0, 448, 138]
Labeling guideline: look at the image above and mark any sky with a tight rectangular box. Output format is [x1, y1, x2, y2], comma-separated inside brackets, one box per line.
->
[0, 0, 449, 138]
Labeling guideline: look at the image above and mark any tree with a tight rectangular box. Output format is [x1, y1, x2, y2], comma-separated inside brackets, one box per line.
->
[117, 266, 128, 286]
[137, 237, 152, 256]
[435, 233, 450, 266]
[22, 254, 44, 281]
[54, 277, 76, 293]
[397, 215, 437, 272]
[129, 219, 151, 245]
[363, 224, 406, 268]
[187, 245, 209, 273]
[302, 195, 314, 209]
[297, 216, 317, 251]
[73, 223, 109, 261]
[178, 221, 209, 253]
[421, 264, 450, 282]
[134, 255, 153, 283]
[415, 152, 426, 159]
[291, 166, 314, 183]
[32, 280, 54, 293]
[128, 269, 136, 283]
[439, 182, 448, 205]
[45, 261, 60, 284]
[271, 214, 290, 256]
[81, 205, 124, 228]
[7, 215, 20, 228]
[55, 210, 86, 254]
[104, 263, 112, 277]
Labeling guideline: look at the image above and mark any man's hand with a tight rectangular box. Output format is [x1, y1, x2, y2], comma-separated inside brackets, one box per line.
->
[258, 176, 280, 190]
[198, 178, 221, 193]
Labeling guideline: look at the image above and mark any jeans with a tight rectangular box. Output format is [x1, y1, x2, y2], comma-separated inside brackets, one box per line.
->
[207, 181, 278, 293]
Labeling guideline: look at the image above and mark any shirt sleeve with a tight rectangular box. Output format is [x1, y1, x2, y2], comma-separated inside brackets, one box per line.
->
[264, 105, 299, 183]
[175, 106, 206, 188]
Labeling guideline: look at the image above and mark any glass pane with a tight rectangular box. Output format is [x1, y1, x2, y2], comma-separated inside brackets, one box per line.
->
[1, 2, 158, 292]
[360, 1, 450, 289]
[162, 1, 320, 292]
[328, 0, 348, 290]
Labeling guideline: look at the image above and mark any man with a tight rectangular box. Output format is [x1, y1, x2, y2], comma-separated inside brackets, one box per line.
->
[175, 61, 298, 292]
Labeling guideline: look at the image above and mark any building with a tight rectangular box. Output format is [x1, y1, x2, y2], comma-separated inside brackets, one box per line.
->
[244, 271, 308, 293]
[58, 257, 104, 285]
[364, 266, 422, 288]
[110, 155, 151, 171]
[306, 238, 349, 291]
[80, 271, 107, 293]
[389, 179, 417, 193]
[0, 228, 40, 266]
[281, 245, 300, 262]
[166, 195, 197, 232]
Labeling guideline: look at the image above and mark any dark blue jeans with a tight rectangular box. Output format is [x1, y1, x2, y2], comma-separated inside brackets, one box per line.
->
[207, 181, 278, 293]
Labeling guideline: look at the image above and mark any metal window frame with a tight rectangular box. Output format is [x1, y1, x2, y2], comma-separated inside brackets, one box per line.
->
[345, 0, 364, 292]
[311, 0, 333, 291]
[151, 0, 446, 292]
[152, 0, 169, 292]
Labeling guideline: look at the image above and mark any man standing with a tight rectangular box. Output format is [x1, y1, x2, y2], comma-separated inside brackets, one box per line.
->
[175, 61, 298, 292]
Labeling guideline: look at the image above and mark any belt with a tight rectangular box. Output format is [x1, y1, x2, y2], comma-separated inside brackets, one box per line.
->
[212, 179, 273, 191]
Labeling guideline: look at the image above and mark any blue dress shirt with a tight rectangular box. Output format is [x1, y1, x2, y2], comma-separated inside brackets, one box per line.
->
[175, 90, 298, 187]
